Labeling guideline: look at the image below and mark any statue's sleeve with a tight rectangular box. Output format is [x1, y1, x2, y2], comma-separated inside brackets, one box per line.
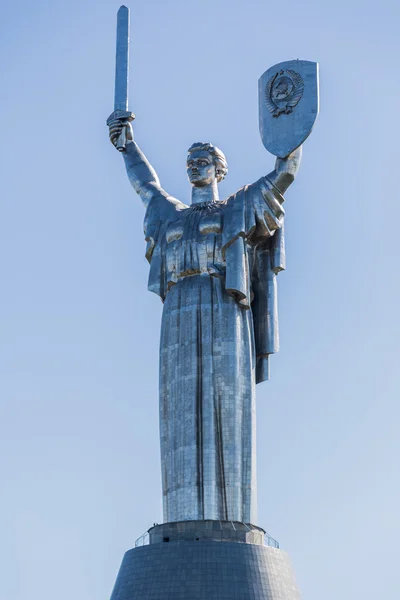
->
[244, 176, 285, 243]
[144, 192, 186, 300]
[222, 176, 284, 250]
[222, 178, 286, 382]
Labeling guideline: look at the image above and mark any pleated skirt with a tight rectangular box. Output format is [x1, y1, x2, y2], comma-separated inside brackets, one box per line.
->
[159, 274, 257, 523]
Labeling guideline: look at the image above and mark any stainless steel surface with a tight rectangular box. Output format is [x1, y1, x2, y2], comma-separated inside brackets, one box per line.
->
[107, 6, 135, 152]
[114, 5, 129, 112]
[107, 15, 315, 525]
[259, 60, 319, 158]
[108, 135, 301, 523]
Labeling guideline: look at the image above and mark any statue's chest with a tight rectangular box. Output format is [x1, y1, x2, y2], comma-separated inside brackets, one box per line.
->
[164, 205, 225, 276]
[166, 205, 223, 245]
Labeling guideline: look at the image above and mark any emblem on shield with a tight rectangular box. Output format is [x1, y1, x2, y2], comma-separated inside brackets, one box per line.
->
[266, 70, 304, 118]
[259, 60, 319, 158]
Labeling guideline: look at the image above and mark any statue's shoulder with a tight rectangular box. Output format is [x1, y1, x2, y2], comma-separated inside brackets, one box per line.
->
[166, 195, 188, 211]
[223, 177, 283, 205]
[146, 191, 188, 219]
[158, 192, 188, 213]
[222, 182, 257, 206]
[221, 185, 242, 204]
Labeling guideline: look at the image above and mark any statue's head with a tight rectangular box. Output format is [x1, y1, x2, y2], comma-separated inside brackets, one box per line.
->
[186, 142, 228, 187]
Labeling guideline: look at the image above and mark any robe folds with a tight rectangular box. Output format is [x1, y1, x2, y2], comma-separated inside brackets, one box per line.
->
[144, 177, 285, 523]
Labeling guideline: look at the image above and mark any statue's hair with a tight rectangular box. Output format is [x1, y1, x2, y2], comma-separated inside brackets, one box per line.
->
[187, 142, 228, 182]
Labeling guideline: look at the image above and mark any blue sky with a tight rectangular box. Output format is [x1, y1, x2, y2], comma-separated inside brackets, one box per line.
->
[1, 0, 399, 598]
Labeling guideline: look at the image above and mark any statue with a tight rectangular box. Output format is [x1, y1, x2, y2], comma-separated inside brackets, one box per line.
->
[107, 7, 318, 526]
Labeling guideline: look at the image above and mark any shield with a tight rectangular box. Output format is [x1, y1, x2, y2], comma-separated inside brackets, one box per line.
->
[259, 60, 319, 158]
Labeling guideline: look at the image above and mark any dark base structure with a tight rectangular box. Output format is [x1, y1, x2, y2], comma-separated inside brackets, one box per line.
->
[110, 521, 301, 600]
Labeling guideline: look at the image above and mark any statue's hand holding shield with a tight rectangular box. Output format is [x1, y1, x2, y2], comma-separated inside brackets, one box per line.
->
[259, 60, 319, 158]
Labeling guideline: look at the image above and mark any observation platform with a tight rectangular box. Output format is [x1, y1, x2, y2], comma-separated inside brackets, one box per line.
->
[109, 520, 301, 600]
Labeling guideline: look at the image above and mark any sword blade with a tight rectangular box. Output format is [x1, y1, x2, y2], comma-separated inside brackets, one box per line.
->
[114, 5, 130, 111]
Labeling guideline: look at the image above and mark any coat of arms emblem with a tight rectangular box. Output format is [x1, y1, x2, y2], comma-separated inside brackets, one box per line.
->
[265, 69, 304, 118]
[259, 60, 319, 157]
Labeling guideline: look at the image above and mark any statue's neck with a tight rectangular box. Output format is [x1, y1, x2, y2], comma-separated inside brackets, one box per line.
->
[191, 180, 219, 205]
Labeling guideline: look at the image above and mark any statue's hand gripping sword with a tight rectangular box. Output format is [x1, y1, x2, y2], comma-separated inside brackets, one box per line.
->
[107, 5, 135, 152]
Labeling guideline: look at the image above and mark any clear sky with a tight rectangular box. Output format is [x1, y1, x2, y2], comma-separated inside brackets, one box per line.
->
[1, 0, 399, 598]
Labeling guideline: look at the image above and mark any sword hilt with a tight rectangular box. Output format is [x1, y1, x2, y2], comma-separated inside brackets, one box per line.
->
[107, 109, 135, 152]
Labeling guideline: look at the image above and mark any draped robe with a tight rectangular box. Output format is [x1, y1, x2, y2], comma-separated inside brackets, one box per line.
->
[144, 176, 286, 523]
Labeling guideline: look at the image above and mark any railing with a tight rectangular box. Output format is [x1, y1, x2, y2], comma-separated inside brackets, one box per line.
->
[264, 533, 279, 549]
[135, 527, 279, 549]
[135, 531, 149, 547]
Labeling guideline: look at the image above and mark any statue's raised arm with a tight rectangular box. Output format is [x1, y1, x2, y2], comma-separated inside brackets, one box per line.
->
[266, 146, 302, 194]
[108, 120, 180, 210]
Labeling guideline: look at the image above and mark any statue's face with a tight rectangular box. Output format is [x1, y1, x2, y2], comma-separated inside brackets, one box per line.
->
[187, 150, 216, 187]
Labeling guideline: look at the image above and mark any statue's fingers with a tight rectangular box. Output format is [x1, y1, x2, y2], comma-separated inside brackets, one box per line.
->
[109, 129, 123, 142]
[110, 134, 120, 144]
[109, 123, 123, 133]
[109, 126, 124, 138]
[108, 118, 125, 129]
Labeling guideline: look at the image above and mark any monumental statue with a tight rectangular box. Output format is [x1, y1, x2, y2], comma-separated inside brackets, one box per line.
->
[107, 6, 319, 600]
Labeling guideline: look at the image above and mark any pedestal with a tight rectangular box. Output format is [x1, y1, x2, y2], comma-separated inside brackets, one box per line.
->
[109, 521, 301, 600]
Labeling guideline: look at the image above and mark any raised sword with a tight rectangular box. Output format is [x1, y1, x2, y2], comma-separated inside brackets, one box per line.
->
[107, 5, 135, 152]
